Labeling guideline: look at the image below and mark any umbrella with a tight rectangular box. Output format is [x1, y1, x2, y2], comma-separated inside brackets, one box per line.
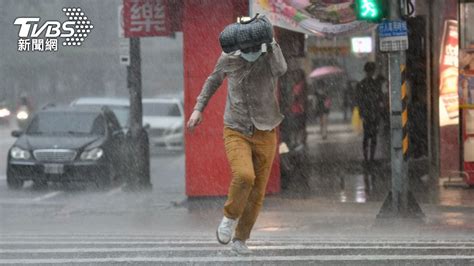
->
[309, 66, 344, 79]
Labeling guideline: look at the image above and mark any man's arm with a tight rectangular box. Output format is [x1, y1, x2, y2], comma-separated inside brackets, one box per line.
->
[267, 41, 287, 77]
[193, 53, 227, 112]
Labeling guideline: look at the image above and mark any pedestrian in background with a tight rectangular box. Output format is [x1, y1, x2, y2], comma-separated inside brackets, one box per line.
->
[289, 69, 307, 147]
[343, 80, 357, 122]
[355, 62, 384, 165]
[313, 82, 331, 140]
[186, 22, 287, 254]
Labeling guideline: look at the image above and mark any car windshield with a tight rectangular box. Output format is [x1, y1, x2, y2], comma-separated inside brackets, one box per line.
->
[26, 112, 106, 136]
[74, 103, 129, 128]
[143, 102, 181, 117]
[108, 107, 129, 128]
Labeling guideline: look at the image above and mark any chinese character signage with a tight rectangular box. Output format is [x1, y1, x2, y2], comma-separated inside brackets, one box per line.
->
[378, 20, 409, 52]
[439, 20, 459, 127]
[123, 0, 170, 38]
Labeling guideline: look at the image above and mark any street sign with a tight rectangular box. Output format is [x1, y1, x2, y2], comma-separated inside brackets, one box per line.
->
[119, 39, 130, 66]
[378, 20, 409, 52]
[123, 0, 170, 38]
[351, 37, 373, 53]
[118, 5, 130, 65]
[118, 5, 125, 38]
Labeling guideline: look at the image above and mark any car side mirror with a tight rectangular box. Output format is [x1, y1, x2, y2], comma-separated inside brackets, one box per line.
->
[125, 128, 132, 138]
[11, 130, 23, 138]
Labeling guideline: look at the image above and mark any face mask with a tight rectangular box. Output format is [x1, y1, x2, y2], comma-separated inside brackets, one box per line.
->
[241, 50, 262, 62]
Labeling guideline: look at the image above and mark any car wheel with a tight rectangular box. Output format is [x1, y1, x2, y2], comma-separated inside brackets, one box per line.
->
[7, 172, 24, 190]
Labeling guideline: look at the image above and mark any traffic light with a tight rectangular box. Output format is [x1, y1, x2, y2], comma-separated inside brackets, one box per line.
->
[354, 0, 386, 22]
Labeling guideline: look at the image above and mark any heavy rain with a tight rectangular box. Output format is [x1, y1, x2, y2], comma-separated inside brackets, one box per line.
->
[1, 0, 474, 265]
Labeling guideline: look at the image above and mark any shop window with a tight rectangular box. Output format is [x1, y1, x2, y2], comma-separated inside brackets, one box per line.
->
[460, 1, 474, 49]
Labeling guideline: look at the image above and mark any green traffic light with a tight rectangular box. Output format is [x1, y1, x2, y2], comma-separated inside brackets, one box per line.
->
[355, 0, 384, 21]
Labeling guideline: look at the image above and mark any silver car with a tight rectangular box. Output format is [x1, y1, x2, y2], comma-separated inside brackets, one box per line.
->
[142, 98, 184, 152]
[70, 97, 130, 129]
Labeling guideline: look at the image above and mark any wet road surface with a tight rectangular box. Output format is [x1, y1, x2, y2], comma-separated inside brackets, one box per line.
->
[2, 115, 474, 264]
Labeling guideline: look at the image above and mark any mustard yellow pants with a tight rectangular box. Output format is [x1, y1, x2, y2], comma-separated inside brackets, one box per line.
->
[223, 127, 277, 241]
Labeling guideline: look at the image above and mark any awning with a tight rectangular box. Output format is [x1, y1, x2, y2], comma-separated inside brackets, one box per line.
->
[251, 0, 376, 37]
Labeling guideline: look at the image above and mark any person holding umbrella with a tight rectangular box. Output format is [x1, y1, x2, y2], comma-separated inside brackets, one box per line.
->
[309, 66, 343, 139]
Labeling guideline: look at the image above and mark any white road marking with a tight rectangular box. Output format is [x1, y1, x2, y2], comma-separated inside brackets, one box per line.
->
[1, 238, 474, 245]
[32, 191, 63, 202]
[2, 245, 474, 253]
[0, 240, 219, 245]
[0, 199, 62, 205]
[1, 255, 474, 264]
[105, 185, 124, 196]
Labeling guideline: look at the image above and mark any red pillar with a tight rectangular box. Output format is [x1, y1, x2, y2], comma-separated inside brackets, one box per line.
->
[183, 0, 281, 197]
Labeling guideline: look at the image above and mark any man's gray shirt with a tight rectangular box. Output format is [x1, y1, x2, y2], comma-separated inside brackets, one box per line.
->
[194, 43, 287, 136]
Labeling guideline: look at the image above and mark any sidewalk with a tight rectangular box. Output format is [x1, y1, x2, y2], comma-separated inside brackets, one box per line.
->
[174, 112, 474, 240]
[178, 188, 474, 241]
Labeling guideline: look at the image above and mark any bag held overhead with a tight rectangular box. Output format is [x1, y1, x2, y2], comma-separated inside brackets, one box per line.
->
[219, 14, 273, 54]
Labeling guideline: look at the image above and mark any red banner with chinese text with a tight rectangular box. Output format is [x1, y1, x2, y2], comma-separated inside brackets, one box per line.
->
[123, 0, 170, 37]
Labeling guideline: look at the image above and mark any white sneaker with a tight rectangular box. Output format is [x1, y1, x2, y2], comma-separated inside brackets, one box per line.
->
[216, 216, 236, 245]
[231, 239, 252, 255]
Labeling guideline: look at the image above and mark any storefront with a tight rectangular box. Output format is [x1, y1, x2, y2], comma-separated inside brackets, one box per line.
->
[182, 0, 376, 197]
[182, 0, 474, 197]
[182, 0, 277, 197]
[458, 0, 474, 184]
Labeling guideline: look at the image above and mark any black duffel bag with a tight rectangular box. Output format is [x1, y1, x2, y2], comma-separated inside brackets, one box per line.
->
[219, 14, 273, 54]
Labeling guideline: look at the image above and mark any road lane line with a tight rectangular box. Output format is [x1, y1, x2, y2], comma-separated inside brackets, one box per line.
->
[2, 239, 474, 245]
[2, 245, 474, 253]
[1, 241, 474, 248]
[105, 185, 124, 197]
[1, 236, 473, 242]
[1, 255, 474, 264]
[32, 191, 63, 202]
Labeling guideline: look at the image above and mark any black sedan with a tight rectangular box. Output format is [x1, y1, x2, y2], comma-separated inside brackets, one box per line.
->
[7, 106, 127, 189]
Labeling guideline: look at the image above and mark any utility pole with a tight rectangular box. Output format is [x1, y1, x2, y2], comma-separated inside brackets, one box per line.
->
[377, 0, 423, 218]
[126, 37, 151, 190]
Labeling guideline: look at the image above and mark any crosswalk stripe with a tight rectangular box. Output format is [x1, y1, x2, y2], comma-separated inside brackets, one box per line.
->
[1, 255, 474, 264]
[1, 238, 474, 244]
[2, 245, 474, 253]
[2, 235, 474, 264]
[2, 240, 474, 245]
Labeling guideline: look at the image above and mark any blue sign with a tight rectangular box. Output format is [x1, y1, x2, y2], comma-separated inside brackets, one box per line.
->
[378, 20, 408, 38]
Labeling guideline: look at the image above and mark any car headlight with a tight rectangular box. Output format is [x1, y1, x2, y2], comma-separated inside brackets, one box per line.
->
[16, 111, 28, 120]
[0, 108, 10, 118]
[10, 147, 31, 160]
[80, 148, 103, 161]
